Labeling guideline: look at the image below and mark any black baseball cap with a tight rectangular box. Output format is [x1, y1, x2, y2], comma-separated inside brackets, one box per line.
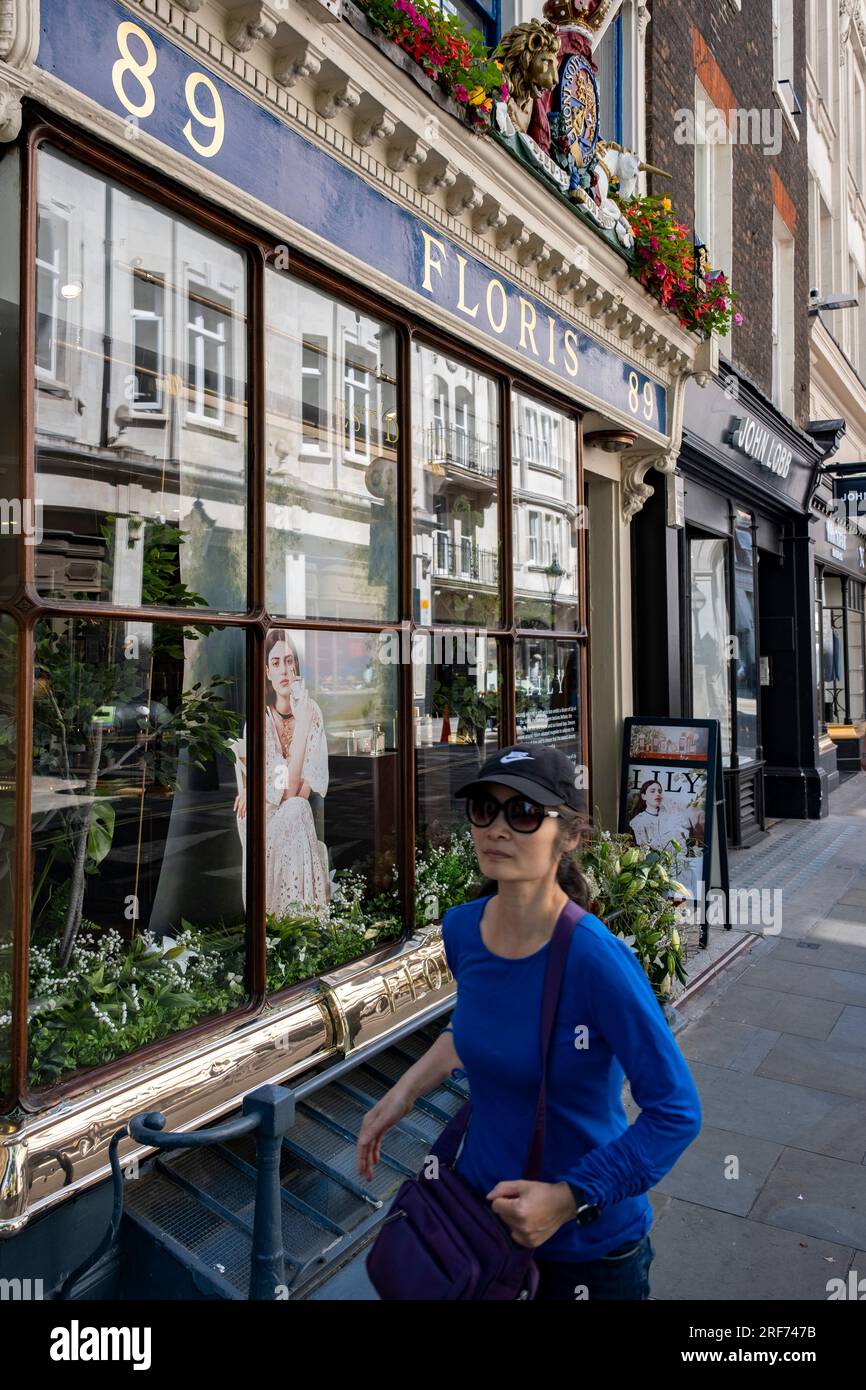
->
[455, 743, 583, 810]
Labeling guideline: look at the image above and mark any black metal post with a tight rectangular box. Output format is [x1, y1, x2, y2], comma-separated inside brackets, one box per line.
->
[243, 1085, 295, 1300]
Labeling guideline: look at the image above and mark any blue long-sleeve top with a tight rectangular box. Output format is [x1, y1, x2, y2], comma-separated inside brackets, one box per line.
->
[440, 894, 702, 1260]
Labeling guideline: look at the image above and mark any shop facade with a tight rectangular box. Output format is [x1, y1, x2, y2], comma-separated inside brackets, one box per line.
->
[810, 478, 866, 779]
[0, 0, 705, 1249]
[633, 364, 825, 848]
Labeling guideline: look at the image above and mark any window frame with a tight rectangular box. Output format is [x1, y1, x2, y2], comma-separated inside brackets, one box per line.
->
[8, 111, 588, 1109]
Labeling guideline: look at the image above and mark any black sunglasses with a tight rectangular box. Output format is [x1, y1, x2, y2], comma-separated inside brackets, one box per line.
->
[465, 791, 561, 834]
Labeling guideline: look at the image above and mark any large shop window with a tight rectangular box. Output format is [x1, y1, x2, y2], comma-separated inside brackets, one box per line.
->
[2, 137, 587, 1098]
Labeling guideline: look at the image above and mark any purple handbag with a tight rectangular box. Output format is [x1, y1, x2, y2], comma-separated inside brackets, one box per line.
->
[365, 899, 586, 1301]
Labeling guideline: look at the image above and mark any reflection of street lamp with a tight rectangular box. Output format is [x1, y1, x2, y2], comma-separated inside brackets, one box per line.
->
[544, 551, 566, 632]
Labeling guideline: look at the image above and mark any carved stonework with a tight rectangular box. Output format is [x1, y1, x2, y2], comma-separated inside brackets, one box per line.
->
[274, 42, 324, 87]
[226, 5, 279, 55]
[353, 107, 396, 148]
[175, 0, 206, 12]
[622, 449, 677, 524]
[386, 132, 428, 174]
[0, 0, 40, 68]
[418, 159, 456, 196]
[315, 78, 361, 120]
[0, 75, 22, 142]
[446, 178, 483, 217]
[472, 195, 507, 235]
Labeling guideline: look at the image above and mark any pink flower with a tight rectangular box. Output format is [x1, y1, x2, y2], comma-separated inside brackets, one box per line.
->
[734, 311, 743, 325]
[454, 83, 469, 101]
[650, 236, 659, 250]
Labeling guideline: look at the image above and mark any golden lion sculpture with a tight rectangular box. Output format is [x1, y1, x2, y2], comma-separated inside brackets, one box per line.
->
[493, 20, 561, 134]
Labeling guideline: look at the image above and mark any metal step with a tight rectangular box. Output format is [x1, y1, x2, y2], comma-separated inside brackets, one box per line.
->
[121, 1021, 466, 1300]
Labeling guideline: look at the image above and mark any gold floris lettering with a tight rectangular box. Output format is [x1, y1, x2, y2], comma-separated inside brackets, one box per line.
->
[563, 329, 579, 378]
[547, 314, 556, 366]
[456, 255, 479, 319]
[518, 297, 539, 356]
[421, 231, 447, 293]
[486, 277, 508, 335]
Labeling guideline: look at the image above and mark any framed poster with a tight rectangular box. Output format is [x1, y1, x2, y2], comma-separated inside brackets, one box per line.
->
[618, 717, 730, 945]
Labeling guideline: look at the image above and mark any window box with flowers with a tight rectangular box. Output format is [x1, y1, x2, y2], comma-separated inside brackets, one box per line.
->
[615, 194, 741, 338]
[353, 0, 508, 124]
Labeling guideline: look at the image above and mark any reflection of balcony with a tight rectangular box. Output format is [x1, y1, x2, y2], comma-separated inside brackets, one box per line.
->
[426, 424, 496, 488]
[433, 531, 498, 586]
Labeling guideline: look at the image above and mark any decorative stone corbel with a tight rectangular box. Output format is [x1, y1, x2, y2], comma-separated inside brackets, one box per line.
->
[0, 0, 40, 69]
[353, 106, 396, 148]
[446, 177, 483, 217]
[386, 130, 428, 173]
[0, 74, 22, 142]
[418, 157, 457, 196]
[516, 233, 543, 268]
[636, 2, 651, 38]
[536, 249, 565, 283]
[226, 6, 279, 55]
[558, 264, 588, 296]
[584, 285, 609, 320]
[315, 77, 362, 120]
[472, 195, 507, 235]
[616, 310, 637, 341]
[175, 0, 206, 11]
[691, 332, 719, 386]
[274, 41, 324, 87]
[497, 216, 529, 256]
[622, 449, 678, 525]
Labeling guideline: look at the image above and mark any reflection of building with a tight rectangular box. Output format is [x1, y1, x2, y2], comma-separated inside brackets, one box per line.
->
[35, 148, 247, 611]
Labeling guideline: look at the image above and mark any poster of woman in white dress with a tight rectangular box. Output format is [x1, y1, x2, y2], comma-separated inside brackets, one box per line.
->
[626, 770, 707, 898]
[233, 629, 331, 915]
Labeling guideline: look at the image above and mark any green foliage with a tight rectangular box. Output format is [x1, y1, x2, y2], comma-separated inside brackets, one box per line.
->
[578, 830, 690, 1001]
[432, 675, 498, 740]
[22, 921, 247, 1086]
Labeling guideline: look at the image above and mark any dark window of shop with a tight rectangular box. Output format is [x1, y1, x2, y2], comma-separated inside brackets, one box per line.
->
[686, 508, 759, 768]
[818, 570, 866, 726]
[0, 127, 587, 1105]
[685, 505, 765, 845]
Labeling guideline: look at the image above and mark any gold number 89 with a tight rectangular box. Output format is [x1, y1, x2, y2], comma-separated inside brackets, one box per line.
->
[183, 73, 225, 158]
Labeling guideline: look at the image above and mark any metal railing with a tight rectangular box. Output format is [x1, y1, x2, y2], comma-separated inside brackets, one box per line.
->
[426, 423, 496, 476]
[58, 1084, 296, 1301]
[432, 531, 498, 585]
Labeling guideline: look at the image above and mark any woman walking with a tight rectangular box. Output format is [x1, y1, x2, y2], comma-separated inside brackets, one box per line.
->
[357, 743, 702, 1301]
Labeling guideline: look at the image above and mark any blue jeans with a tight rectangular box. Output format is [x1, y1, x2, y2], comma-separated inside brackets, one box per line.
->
[534, 1233, 654, 1301]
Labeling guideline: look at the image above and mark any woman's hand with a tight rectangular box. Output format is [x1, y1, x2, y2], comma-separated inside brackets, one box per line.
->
[356, 1086, 413, 1182]
[234, 789, 247, 819]
[486, 1180, 577, 1249]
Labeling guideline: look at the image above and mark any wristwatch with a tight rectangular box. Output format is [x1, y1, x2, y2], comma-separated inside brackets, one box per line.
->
[566, 1182, 601, 1225]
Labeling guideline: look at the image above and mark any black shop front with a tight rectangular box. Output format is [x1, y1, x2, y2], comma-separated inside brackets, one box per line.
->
[632, 366, 826, 848]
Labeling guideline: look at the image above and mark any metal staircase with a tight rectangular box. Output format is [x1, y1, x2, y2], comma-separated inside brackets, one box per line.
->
[118, 1017, 467, 1300]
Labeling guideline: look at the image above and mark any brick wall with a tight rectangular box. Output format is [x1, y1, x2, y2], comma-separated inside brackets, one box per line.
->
[645, 1, 809, 424]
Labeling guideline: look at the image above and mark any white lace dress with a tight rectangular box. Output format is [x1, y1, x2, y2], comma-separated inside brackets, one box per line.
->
[235, 702, 331, 916]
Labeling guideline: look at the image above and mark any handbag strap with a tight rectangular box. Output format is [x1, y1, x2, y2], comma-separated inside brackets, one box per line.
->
[521, 898, 586, 1181]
